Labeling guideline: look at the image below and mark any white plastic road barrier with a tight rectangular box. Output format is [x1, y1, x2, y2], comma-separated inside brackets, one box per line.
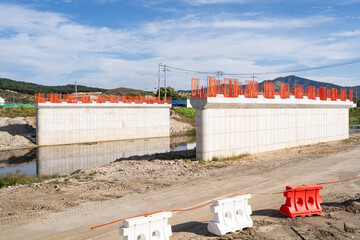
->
[119, 212, 172, 240]
[208, 194, 253, 236]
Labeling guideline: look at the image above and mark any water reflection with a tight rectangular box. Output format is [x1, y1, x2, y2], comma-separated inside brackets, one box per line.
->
[0, 149, 36, 176]
[37, 137, 171, 176]
[0, 137, 196, 177]
[349, 124, 360, 133]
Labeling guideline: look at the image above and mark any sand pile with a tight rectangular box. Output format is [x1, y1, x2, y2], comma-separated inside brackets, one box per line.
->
[0, 117, 36, 150]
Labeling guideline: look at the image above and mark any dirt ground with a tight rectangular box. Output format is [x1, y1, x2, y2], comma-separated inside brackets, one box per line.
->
[0, 132, 359, 240]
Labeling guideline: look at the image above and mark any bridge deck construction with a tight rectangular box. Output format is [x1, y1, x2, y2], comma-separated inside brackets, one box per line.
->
[1, 134, 359, 240]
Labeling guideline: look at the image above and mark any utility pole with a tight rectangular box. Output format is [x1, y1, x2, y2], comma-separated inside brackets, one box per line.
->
[158, 63, 161, 101]
[75, 81, 78, 102]
[215, 71, 223, 80]
[163, 65, 167, 100]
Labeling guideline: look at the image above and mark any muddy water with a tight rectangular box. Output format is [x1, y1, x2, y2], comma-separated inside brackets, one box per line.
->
[0, 136, 196, 177]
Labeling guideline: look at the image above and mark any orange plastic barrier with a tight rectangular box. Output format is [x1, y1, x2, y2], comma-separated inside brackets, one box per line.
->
[305, 86, 315, 100]
[349, 89, 353, 101]
[34, 94, 171, 104]
[207, 76, 216, 97]
[327, 89, 331, 99]
[47, 94, 62, 103]
[330, 88, 337, 101]
[340, 89, 347, 101]
[264, 82, 275, 99]
[79, 95, 91, 103]
[189, 77, 353, 102]
[191, 78, 200, 97]
[62, 94, 76, 103]
[293, 85, 304, 99]
[235, 80, 243, 96]
[245, 80, 259, 98]
[224, 78, 241, 97]
[34, 93, 45, 103]
[280, 184, 322, 218]
[280, 83, 290, 99]
[319, 87, 327, 100]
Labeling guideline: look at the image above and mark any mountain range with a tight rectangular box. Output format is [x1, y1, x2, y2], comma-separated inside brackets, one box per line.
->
[261, 75, 359, 92]
[1, 75, 359, 100]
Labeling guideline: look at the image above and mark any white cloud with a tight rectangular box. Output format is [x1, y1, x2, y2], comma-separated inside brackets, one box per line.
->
[143, 15, 332, 33]
[339, 0, 360, 5]
[181, 0, 247, 5]
[331, 29, 360, 37]
[303, 76, 359, 87]
[0, 3, 359, 89]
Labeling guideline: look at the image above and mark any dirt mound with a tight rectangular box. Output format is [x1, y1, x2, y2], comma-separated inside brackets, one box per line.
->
[0, 117, 35, 150]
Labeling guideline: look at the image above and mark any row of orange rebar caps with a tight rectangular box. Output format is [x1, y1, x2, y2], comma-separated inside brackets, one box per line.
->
[191, 77, 354, 101]
[34, 93, 171, 104]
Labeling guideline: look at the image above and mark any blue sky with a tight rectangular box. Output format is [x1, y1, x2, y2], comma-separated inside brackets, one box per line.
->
[0, 0, 360, 90]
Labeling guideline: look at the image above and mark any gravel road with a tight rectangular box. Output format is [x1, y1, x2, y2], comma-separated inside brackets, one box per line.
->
[0, 132, 359, 240]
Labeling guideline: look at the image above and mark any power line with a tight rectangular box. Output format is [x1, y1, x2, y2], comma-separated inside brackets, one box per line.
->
[166, 58, 360, 76]
[166, 65, 215, 75]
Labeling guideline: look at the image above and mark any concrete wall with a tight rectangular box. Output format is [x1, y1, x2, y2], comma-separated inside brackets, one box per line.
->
[187, 98, 192, 108]
[191, 95, 352, 160]
[37, 137, 170, 176]
[36, 103, 170, 146]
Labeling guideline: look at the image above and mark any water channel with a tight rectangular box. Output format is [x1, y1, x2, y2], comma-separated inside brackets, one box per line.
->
[349, 124, 360, 133]
[1, 126, 359, 177]
[0, 136, 195, 177]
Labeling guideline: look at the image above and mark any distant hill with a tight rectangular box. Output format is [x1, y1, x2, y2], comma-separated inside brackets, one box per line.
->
[0, 75, 358, 104]
[105, 87, 153, 96]
[0, 78, 106, 95]
[0, 78, 157, 103]
[0, 89, 34, 104]
[260, 75, 359, 93]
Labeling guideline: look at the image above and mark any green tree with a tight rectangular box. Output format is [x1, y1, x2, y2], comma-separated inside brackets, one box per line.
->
[158, 87, 185, 100]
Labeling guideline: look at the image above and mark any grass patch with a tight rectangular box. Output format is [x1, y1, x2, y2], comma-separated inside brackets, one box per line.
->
[213, 154, 250, 162]
[0, 106, 36, 118]
[0, 171, 98, 188]
[0, 173, 59, 188]
[173, 107, 196, 118]
[71, 173, 81, 180]
[189, 154, 250, 163]
[185, 128, 196, 136]
[349, 107, 360, 125]
[171, 107, 196, 127]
